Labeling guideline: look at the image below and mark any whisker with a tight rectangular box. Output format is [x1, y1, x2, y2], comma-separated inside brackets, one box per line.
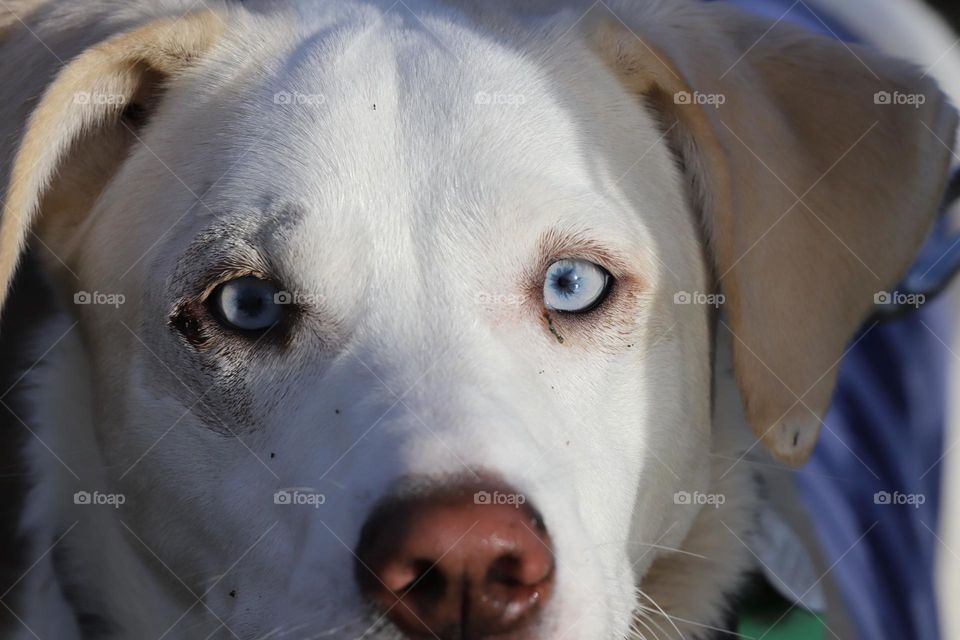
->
[632, 610, 667, 639]
[629, 616, 654, 640]
[636, 588, 684, 640]
[586, 539, 709, 560]
[635, 604, 757, 639]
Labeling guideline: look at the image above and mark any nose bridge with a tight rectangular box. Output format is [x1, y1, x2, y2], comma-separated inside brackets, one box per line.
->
[392, 356, 533, 452]
[339, 272, 551, 479]
[351, 295, 503, 418]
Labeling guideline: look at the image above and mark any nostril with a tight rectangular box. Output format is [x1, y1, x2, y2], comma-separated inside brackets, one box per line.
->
[355, 479, 555, 638]
[488, 552, 553, 587]
[406, 561, 447, 599]
[379, 557, 449, 599]
[488, 554, 524, 586]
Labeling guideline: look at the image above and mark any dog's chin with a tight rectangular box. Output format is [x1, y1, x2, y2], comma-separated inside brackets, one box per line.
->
[279, 594, 631, 640]
[267, 613, 614, 640]
[355, 623, 625, 640]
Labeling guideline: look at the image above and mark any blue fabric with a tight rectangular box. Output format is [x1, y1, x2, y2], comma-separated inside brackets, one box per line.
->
[716, 1, 953, 638]
[707, 0, 860, 42]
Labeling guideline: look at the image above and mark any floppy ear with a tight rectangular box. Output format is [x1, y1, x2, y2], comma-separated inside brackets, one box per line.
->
[0, 11, 224, 317]
[588, 2, 958, 463]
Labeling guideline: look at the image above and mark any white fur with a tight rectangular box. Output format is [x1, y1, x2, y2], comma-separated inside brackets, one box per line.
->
[0, 0, 955, 639]
[4, 3, 719, 638]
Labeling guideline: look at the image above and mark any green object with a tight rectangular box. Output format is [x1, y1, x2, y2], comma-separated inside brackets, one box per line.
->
[737, 581, 826, 640]
[739, 607, 825, 640]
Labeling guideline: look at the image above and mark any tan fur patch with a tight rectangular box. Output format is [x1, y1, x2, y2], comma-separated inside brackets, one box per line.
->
[588, 5, 957, 463]
[0, 10, 224, 320]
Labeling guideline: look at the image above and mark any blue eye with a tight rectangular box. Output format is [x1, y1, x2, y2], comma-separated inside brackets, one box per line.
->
[212, 277, 284, 331]
[543, 259, 612, 313]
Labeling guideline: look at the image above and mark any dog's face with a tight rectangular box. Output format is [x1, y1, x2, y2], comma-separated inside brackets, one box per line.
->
[0, 1, 956, 638]
[73, 10, 711, 638]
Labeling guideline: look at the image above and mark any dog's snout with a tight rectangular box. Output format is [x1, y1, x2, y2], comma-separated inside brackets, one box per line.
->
[354, 479, 554, 638]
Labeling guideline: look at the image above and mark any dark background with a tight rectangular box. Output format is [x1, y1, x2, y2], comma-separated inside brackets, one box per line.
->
[933, 1, 960, 24]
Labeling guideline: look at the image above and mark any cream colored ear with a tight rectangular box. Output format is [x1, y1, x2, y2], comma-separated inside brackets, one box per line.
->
[0, 11, 223, 317]
[589, 2, 958, 463]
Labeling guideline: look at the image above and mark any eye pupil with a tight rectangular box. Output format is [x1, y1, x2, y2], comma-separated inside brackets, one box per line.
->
[213, 276, 284, 332]
[553, 269, 579, 295]
[543, 259, 611, 313]
[236, 294, 265, 316]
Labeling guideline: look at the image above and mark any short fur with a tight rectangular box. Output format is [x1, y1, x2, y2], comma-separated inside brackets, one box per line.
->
[0, 0, 956, 638]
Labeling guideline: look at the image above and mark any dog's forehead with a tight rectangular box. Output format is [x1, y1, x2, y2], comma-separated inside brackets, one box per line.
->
[177, 11, 644, 264]
[120, 3, 689, 310]
[226, 15, 668, 231]
[222, 12, 596, 210]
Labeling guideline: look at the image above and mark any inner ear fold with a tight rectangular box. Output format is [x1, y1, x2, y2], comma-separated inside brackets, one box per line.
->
[0, 11, 224, 316]
[588, 4, 958, 464]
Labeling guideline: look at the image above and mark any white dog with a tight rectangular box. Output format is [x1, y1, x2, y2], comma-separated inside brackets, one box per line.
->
[0, 0, 957, 638]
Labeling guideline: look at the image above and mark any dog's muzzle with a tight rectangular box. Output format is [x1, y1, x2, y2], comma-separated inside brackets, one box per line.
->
[354, 477, 555, 639]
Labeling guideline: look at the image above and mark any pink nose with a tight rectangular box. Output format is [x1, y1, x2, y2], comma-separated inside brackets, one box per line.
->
[354, 480, 554, 639]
